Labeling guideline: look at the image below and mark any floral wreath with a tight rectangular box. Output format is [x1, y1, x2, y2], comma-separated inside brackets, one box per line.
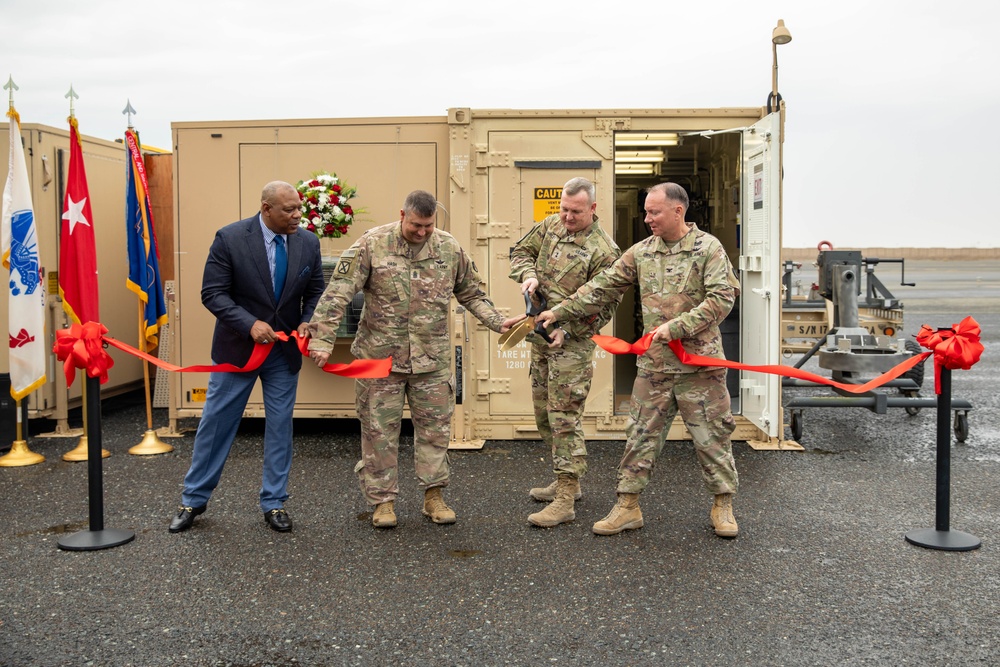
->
[296, 172, 360, 238]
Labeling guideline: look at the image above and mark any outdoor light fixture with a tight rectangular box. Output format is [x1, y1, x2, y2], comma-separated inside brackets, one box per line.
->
[772, 19, 792, 45]
[769, 19, 792, 113]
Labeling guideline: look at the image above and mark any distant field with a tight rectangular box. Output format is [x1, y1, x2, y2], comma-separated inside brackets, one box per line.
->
[782, 247, 1000, 261]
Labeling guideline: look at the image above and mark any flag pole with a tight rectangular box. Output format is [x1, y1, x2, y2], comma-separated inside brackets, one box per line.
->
[1, 80, 46, 467]
[0, 399, 45, 467]
[58, 84, 107, 461]
[129, 300, 171, 455]
[56, 87, 133, 550]
[122, 104, 171, 456]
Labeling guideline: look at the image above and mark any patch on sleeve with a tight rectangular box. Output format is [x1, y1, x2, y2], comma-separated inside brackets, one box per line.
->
[337, 248, 358, 276]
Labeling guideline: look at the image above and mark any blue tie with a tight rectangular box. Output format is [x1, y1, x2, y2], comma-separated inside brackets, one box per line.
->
[273, 235, 287, 299]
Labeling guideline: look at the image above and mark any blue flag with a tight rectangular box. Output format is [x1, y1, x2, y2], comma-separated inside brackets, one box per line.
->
[124, 129, 167, 348]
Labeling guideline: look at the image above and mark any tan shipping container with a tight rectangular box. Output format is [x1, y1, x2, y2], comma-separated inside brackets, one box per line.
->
[169, 107, 785, 446]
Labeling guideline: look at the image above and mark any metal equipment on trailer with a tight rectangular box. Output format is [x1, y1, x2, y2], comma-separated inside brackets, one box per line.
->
[781, 248, 972, 443]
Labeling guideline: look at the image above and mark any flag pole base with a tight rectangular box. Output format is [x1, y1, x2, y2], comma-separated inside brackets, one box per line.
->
[905, 528, 981, 552]
[128, 429, 174, 456]
[0, 440, 45, 467]
[62, 436, 110, 462]
[57, 528, 135, 551]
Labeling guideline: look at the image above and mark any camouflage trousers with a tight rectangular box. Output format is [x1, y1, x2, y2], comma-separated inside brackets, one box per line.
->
[354, 367, 454, 505]
[617, 367, 738, 496]
[530, 338, 595, 478]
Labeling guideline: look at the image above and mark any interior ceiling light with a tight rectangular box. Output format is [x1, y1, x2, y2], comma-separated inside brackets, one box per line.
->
[615, 150, 665, 162]
[614, 165, 655, 175]
[615, 133, 679, 147]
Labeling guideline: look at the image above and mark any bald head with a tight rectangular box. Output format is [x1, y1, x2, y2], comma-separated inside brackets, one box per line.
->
[260, 181, 303, 235]
[262, 181, 297, 205]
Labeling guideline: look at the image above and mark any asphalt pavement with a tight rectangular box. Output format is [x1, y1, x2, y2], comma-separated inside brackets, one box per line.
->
[2, 260, 998, 666]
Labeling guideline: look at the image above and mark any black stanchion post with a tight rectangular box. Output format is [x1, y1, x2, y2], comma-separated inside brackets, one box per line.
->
[57, 375, 135, 551]
[904, 366, 981, 551]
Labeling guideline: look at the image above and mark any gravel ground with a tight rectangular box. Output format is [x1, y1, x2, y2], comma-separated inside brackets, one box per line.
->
[2, 260, 998, 666]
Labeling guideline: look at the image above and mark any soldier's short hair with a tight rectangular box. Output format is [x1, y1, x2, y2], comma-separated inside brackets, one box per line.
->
[403, 190, 438, 218]
[563, 177, 595, 205]
[648, 182, 689, 214]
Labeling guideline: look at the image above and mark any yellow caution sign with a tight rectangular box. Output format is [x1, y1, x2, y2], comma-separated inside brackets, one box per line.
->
[190, 388, 207, 403]
[533, 187, 562, 222]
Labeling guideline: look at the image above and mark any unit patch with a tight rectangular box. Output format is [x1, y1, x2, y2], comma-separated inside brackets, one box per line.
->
[337, 248, 358, 275]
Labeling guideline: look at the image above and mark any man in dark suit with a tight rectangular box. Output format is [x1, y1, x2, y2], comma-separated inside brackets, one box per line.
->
[169, 181, 325, 534]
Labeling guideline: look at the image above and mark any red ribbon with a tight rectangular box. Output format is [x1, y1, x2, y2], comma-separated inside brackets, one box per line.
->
[591, 333, 932, 395]
[55, 324, 392, 383]
[53, 322, 116, 385]
[915, 316, 984, 394]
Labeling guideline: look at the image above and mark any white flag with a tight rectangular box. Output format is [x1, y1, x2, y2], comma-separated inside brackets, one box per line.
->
[2, 109, 46, 399]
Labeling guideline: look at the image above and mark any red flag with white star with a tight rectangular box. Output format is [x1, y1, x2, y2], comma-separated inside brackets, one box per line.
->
[59, 117, 100, 324]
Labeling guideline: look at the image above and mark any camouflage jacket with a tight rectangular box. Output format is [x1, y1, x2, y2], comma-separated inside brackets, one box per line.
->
[308, 222, 506, 374]
[553, 224, 739, 373]
[508, 215, 621, 342]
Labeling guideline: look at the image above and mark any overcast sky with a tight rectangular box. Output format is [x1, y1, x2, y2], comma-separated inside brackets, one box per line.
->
[3, 0, 998, 248]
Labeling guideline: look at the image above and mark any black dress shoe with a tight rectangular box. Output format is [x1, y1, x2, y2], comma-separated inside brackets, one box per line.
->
[264, 508, 293, 532]
[169, 504, 207, 533]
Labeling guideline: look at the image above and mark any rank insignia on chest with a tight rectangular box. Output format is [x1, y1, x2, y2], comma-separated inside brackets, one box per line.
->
[411, 269, 420, 280]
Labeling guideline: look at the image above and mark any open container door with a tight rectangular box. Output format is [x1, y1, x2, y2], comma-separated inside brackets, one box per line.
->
[739, 113, 782, 439]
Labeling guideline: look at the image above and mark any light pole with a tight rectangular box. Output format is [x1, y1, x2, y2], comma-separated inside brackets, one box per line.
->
[768, 19, 792, 113]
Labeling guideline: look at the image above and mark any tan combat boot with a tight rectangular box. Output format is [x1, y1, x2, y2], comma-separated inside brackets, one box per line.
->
[527, 474, 577, 527]
[372, 501, 397, 528]
[529, 477, 582, 502]
[422, 487, 457, 524]
[592, 493, 643, 535]
[710, 493, 739, 537]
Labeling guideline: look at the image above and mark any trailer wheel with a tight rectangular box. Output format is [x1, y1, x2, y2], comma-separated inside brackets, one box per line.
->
[902, 340, 925, 390]
[954, 411, 969, 443]
[790, 410, 803, 442]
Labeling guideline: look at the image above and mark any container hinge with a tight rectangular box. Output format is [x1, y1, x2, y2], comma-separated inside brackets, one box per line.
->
[475, 146, 510, 169]
[475, 215, 511, 239]
[739, 254, 763, 272]
[476, 371, 510, 396]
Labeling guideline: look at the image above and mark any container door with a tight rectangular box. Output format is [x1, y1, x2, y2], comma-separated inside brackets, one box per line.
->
[739, 113, 782, 437]
[482, 132, 614, 424]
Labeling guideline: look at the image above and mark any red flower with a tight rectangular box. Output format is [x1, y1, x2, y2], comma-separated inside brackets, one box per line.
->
[297, 191, 304, 200]
[343, 206, 353, 215]
[338, 225, 349, 234]
[309, 179, 320, 187]
[310, 210, 321, 220]
[324, 223, 336, 234]
[306, 223, 316, 232]
[332, 184, 342, 193]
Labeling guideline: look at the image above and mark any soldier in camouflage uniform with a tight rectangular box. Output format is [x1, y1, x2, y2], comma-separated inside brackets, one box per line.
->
[307, 190, 523, 529]
[537, 182, 741, 538]
[508, 177, 621, 527]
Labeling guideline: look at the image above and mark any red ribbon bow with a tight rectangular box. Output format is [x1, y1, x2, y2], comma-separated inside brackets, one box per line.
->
[53, 321, 116, 385]
[915, 316, 983, 394]
[915, 316, 983, 371]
